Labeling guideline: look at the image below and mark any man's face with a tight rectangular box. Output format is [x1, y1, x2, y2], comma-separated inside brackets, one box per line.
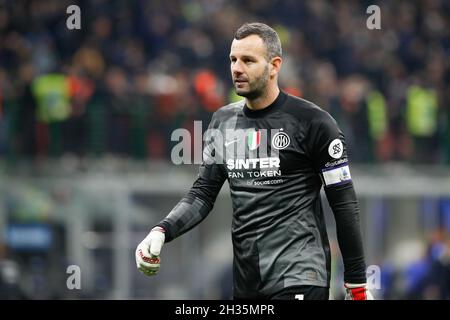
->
[230, 35, 270, 99]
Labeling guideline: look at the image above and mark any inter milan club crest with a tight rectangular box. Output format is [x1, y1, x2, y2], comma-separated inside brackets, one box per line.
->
[272, 131, 290, 150]
[247, 130, 261, 150]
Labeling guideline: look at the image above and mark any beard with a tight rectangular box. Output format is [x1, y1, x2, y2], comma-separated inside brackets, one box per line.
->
[234, 65, 269, 100]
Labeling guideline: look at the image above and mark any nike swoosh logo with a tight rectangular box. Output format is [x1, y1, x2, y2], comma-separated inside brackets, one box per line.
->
[225, 139, 238, 147]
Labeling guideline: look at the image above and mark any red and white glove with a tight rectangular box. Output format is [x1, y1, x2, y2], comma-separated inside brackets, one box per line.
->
[344, 283, 374, 300]
[135, 227, 165, 276]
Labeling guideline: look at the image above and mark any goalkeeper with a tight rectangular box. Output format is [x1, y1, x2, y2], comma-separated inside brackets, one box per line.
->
[136, 22, 373, 300]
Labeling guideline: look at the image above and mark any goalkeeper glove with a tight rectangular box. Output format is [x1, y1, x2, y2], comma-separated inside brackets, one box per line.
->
[344, 283, 374, 300]
[135, 226, 165, 276]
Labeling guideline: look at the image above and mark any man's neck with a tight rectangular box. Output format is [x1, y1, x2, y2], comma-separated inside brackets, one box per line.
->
[246, 86, 280, 110]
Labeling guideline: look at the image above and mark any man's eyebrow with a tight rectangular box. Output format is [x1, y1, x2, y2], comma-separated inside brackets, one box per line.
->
[229, 54, 257, 60]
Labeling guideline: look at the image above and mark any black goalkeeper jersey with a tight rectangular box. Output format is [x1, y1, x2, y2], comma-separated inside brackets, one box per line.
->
[157, 91, 366, 299]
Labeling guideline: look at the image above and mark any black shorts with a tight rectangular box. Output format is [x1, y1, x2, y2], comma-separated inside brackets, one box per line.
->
[234, 286, 330, 300]
[269, 285, 329, 300]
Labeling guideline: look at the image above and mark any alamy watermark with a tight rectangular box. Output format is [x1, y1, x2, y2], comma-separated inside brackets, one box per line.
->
[66, 5, 81, 30]
[366, 5, 381, 30]
[171, 121, 284, 166]
[366, 265, 381, 290]
[66, 265, 81, 290]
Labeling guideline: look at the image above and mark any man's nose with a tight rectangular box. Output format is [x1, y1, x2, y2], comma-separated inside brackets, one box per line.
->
[232, 60, 244, 75]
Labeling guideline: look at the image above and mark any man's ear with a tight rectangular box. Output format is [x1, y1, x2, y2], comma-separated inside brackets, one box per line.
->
[270, 57, 282, 78]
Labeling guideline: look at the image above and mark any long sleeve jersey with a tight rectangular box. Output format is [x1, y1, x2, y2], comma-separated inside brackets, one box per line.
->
[157, 91, 367, 298]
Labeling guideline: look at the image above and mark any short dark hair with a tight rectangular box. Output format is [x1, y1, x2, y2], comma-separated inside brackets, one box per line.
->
[234, 22, 282, 60]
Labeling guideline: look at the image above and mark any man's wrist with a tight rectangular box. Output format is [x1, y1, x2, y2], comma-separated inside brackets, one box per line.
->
[344, 283, 367, 289]
[152, 226, 166, 233]
[344, 274, 367, 284]
[154, 222, 173, 242]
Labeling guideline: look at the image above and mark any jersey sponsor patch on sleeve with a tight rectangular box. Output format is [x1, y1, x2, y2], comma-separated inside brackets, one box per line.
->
[321, 164, 352, 186]
[328, 139, 343, 159]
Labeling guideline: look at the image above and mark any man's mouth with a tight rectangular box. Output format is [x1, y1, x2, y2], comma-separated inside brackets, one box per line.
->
[234, 79, 248, 84]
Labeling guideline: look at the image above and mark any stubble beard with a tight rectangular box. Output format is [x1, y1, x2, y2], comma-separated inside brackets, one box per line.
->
[235, 65, 270, 100]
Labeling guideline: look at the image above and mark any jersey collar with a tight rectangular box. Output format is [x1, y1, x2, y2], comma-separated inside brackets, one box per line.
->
[243, 91, 287, 118]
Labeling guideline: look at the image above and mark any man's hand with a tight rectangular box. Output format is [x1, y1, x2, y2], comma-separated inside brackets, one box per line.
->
[344, 283, 374, 300]
[135, 227, 165, 276]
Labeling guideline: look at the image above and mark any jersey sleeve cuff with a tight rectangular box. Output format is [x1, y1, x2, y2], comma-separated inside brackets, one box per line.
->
[155, 222, 173, 242]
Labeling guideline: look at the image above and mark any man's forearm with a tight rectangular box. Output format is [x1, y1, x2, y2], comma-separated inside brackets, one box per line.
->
[157, 195, 213, 242]
[325, 182, 367, 283]
[156, 163, 226, 242]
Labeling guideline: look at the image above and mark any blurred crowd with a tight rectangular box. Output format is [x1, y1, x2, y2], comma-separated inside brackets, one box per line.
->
[0, 0, 449, 163]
